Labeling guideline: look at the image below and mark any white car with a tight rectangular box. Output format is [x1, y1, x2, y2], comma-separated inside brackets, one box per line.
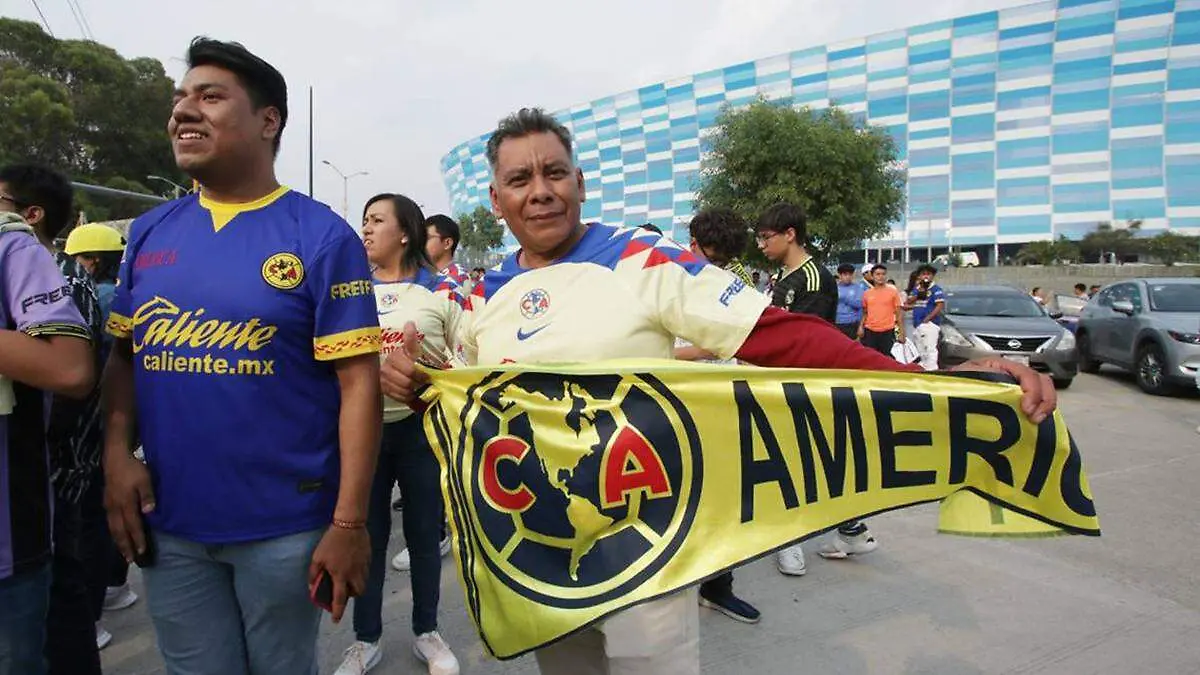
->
[933, 252, 981, 268]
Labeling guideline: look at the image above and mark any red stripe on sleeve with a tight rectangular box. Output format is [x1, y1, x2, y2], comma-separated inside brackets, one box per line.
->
[734, 306, 922, 372]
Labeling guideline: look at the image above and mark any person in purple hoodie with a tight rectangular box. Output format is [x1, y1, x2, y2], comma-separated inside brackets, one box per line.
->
[0, 201, 95, 674]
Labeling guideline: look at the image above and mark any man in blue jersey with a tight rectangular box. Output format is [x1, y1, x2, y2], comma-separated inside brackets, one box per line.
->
[382, 108, 1058, 675]
[835, 262, 864, 339]
[102, 38, 382, 675]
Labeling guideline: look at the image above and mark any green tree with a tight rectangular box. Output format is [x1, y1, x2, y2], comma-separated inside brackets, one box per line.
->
[695, 99, 905, 262]
[457, 206, 505, 263]
[1143, 231, 1199, 266]
[1016, 236, 1079, 265]
[0, 18, 180, 217]
[1080, 220, 1143, 262]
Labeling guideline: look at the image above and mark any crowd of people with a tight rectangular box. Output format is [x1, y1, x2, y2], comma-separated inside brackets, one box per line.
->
[0, 37, 1061, 675]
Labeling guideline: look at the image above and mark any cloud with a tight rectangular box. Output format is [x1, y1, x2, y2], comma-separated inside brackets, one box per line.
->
[6, 0, 1030, 220]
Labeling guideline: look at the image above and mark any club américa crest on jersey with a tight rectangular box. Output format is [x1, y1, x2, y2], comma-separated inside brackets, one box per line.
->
[520, 288, 551, 320]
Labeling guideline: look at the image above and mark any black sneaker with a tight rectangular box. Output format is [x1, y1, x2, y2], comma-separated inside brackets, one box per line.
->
[699, 590, 761, 624]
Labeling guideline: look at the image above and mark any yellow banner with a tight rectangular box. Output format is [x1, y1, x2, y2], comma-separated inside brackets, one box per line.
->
[421, 361, 1099, 659]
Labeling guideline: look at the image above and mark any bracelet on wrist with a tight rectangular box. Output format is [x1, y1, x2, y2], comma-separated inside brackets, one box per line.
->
[331, 518, 366, 530]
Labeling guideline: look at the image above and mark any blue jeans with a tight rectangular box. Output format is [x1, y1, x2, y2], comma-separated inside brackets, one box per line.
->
[353, 415, 443, 641]
[142, 528, 324, 675]
[0, 563, 51, 675]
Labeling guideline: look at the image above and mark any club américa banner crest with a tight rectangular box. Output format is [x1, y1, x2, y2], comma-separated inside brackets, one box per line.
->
[420, 361, 1099, 659]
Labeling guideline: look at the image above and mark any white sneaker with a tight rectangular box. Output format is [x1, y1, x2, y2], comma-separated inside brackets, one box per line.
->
[392, 536, 452, 572]
[103, 583, 138, 611]
[96, 624, 113, 651]
[333, 641, 382, 675]
[818, 529, 879, 559]
[413, 631, 459, 675]
[776, 544, 807, 576]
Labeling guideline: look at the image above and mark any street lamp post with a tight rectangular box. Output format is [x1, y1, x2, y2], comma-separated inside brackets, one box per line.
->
[146, 175, 188, 199]
[321, 160, 368, 221]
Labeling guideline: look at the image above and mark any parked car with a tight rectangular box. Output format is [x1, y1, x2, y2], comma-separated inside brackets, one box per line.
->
[1076, 278, 1200, 395]
[938, 285, 1078, 388]
[933, 252, 981, 268]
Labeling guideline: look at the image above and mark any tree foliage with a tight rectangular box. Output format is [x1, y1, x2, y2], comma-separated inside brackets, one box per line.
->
[457, 206, 505, 263]
[695, 99, 906, 262]
[1143, 231, 1199, 266]
[1015, 236, 1079, 265]
[1079, 220, 1143, 262]
[0, 18, 180, 221]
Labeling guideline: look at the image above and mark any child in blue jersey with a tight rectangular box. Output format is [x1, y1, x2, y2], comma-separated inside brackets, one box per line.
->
[102, 38, 382, 675]
[333, 194, 461, 675]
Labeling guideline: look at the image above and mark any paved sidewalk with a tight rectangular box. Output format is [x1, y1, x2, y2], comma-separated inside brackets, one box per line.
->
[100, 370, 1200, 674]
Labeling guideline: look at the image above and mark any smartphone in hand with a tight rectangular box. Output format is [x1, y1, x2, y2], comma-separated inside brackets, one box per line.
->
[310, 569, 334, 612]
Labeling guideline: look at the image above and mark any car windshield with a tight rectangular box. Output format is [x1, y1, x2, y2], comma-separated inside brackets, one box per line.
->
[945, 292, 1046, 318]
[1148, 283, 1200, 312]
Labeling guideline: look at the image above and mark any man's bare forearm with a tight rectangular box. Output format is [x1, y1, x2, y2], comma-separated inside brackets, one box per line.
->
[102, 339, 137, 466]
[333, 354, 382, 523]
[0, 330, 93, 398]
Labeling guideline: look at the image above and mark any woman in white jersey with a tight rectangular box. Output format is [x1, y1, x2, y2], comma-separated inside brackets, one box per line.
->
[333, 194, 463, 675]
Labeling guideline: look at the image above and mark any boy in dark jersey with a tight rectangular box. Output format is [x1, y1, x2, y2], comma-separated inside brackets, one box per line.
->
[0, 201, 94, 675]
[673, 208, 761, 625]
[756, 203, 877, 576]
[382, 108, 1059, 675]
[0, 164, 108, 674]
[102, 38, 381, 675]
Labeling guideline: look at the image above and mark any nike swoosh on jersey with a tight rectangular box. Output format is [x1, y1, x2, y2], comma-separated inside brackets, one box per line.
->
[516, 324, 550, 341]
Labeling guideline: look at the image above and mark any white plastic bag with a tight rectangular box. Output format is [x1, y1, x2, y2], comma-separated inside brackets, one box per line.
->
[891, 339, 921, 365]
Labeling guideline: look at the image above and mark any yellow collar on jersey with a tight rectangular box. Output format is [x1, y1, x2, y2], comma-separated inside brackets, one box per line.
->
[198, 185, 291, 232]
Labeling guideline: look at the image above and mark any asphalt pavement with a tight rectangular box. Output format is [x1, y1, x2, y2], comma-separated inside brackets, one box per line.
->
[99, 368, 1200, 675]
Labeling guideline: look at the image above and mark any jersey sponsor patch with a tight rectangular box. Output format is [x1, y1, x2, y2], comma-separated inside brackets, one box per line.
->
[261, 252, 304, 290]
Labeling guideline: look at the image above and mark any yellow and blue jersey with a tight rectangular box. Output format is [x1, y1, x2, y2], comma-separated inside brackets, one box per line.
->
[374, 267, 464, 423]
[106, 187, 380, 543]
[460, 224, 768, 366]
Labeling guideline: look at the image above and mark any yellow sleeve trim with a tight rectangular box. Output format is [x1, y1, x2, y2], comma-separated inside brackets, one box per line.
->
[106, 311, 133, 338]
[25, 322, 92, 342]
[313, 326, 382, 361]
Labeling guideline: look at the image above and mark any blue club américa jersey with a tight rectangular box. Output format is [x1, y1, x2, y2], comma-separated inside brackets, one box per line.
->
[107, 187, 380, 543]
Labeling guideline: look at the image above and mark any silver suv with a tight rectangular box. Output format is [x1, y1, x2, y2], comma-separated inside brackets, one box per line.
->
[1076, 278, 1200, 395]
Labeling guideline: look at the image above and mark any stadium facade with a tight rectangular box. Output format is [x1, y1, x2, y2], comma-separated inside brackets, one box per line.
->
[440, 0, 1200, 263]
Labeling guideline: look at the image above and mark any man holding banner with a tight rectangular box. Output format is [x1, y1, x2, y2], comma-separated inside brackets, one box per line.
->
[381, 107, 1060, 675]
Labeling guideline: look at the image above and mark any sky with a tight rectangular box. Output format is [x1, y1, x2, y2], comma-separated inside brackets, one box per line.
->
[4, 0, 1033, 220]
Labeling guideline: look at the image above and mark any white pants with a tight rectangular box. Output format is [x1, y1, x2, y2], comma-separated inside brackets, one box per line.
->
[913, 322, 941, 371]
[535, 588, 700, 675]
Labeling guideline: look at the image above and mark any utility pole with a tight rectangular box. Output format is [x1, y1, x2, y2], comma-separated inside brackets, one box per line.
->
[308, 86, 314, 197]
[321, 160, 367, 221]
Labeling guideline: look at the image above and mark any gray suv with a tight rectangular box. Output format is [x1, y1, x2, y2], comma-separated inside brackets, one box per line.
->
[1077, 278, 1200, 395]
[938, 286, 1078, 388]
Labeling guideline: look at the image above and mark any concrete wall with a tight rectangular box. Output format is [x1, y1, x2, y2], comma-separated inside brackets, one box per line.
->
[846, 264, 1200, 300]
[932, 265, 1199, 297]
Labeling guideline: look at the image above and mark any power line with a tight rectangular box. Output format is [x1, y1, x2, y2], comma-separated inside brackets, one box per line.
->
[28, 0, 55, 36]
[69, 0, 95, 39]
[63, 0, 92, 40]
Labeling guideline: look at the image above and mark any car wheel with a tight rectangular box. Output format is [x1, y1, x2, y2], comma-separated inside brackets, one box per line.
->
[1076, 332, 1100, 374]
[1052, 378, 1073, 390]
[1135, 343, 1174, 396]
